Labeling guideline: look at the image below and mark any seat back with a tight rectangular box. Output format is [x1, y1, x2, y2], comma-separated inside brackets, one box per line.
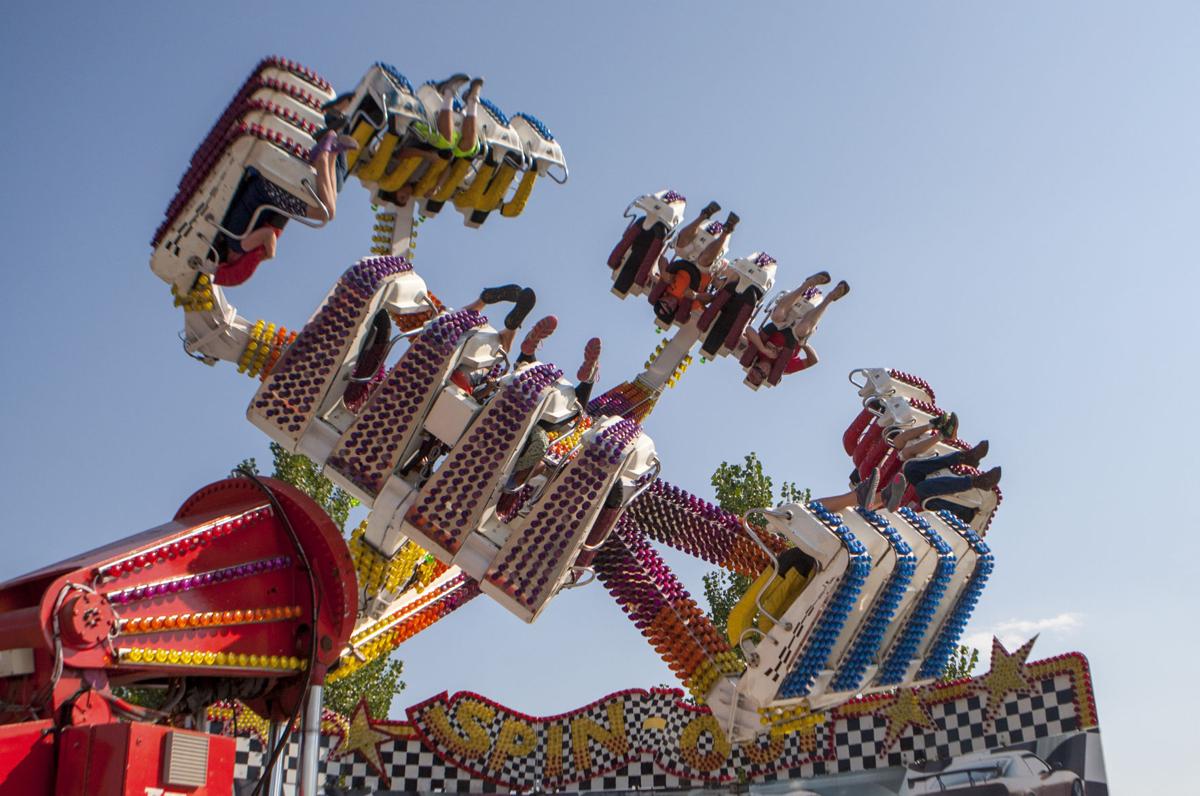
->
[481, 418, 647, 622]
[725, 252, 778, 295]
[323, 311, 491, 502]
[402, 363, 563, 560]
[511, 112, 567, 182]
[247, 258, 417, 458]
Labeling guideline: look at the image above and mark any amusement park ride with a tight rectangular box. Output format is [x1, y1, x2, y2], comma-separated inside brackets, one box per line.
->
[0, 57, 1098, 796]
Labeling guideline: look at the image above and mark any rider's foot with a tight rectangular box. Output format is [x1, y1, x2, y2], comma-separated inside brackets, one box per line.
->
[933, 411, 959, 440]
[504, 287, 537, 331]
[700, 200, 721, 219]
[578, 337, 601, 383]
[801, 271, 832, 291]
[961, 439, 989, 468]
[882, 474, 907, 512]
[855, 467, 881, 511]
[434, 73, 470, 95]
[972, 466, 1002, 490]
[480, 284, 523, 305]
[826, 280, 850, 302]
[723, 212, 740, 233]
[520, 315, 558, 358]
[466, 77, 484, 99]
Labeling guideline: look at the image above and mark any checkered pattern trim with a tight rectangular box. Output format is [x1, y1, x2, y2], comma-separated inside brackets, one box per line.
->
[227, 665, 1094, 791]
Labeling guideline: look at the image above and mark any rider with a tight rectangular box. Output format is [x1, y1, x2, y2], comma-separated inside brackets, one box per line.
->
[214, 99, 359, 287]
[495, 336, 604, 516]
[373, 76, 485, 208]
[648, 203, 736, 325]
[741, 273, 850, 387]
[900, 440, 999, 523]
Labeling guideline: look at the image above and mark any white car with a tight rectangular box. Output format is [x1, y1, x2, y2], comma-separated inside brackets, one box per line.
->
[900, 750, 1084, 795]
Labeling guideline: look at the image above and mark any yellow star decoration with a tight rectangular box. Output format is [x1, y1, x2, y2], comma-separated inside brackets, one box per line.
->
[328, 700, 414, 785]
[879, 688, 937, 752]
[976, 636, 1037, 721]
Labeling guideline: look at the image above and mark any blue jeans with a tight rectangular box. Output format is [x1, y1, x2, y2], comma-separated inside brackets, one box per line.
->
[903, 451, 972, 501]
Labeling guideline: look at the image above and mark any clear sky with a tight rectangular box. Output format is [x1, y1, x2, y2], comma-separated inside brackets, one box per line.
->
[1, 3, 1196, 791]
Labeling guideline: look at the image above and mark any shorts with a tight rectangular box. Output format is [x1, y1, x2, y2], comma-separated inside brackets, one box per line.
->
[512, 427, 550, 474]
[761, 322, 798, 349]
[412, 120, 481, 159]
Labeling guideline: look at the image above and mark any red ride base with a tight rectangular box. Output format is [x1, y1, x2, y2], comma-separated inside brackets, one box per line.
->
[53, 723, 234, 796]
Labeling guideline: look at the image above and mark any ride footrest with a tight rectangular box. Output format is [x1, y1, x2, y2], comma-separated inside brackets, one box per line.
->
[325, 310, 487, 500]
[405, 363, 562, 559]
[482, 419, 643, 622]
[248, 257, 412, 452]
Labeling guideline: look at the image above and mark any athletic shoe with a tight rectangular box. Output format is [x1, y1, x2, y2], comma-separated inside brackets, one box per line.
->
[882, 474, 907, 512]
[434, 74, 470, 95]
[827, 280, 850, 301]
[855, 467, 880, 511]
[519, 315, 558, 358]
[479, 284, 523, 305]
[504, 287, 537, 331]
[578, 337, 602, 383]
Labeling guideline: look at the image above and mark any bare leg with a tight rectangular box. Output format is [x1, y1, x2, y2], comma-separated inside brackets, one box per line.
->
[459, 78, 483, 155]
[694, 224, 735, 270]
[240, 227, 278, 259]
[898, 432, 942, 461]
[814, 490, 859, 513]
[435, 88, 456, 141]
[498, 328, 515, 353]
[743, 327, 775, 356]
[307, 151, 338, 220]
[891, 422, 937, 449]
[675, 200, 720, 249]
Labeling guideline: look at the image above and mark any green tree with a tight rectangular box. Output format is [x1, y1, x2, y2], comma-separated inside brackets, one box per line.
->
[323, 655, 406, 717]
[940, 644, 980, 681]
[702, 453, 808, 641]
[235, 443, 357, 532]
[237, 444, 406, 717]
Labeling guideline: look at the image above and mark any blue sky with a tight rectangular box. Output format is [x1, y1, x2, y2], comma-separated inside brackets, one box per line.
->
[2, 3, 1196, 790]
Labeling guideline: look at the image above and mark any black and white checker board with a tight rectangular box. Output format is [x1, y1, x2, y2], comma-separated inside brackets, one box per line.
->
[228, 673, 1091, 793]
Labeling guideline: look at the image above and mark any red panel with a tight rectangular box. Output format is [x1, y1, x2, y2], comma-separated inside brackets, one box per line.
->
[56, 723, 234, 796]
[0, 720, 54, 796]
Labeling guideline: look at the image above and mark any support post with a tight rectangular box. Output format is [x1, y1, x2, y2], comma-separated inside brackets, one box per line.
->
[297, 684, 323, 796]
[265, 720, 286, 796]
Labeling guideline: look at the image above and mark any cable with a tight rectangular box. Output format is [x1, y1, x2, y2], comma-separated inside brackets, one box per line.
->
[234, 467, 321, 796]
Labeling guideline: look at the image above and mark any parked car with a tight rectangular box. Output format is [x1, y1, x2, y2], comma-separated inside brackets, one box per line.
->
[899, 750, 1084, 794]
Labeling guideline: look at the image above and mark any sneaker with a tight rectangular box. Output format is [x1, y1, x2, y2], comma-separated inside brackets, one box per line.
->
[723, 212, 740, 232]
[826, 280, 850, 302]
[504, 287, 537, 331]
[578, 337, 601, 383]
[519, 315, 558, 358]
[937, 411, 959, 440]
[882, 474, 907, 512]
[700, 200, 721, 219]
[434, 73, 470, 95]
[466, 77, 485, 98]
[961, 439, 989, 468]
[855, 467, 880, 511]
[479, 284, 523, 305]
[972, 466, 1002, 490]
